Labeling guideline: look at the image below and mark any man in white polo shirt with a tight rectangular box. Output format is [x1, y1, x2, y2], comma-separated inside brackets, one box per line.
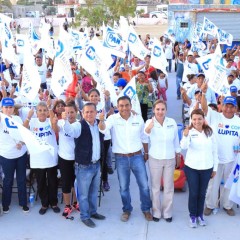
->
[98, 96, 152, 222]
[201, 91, 240, 217]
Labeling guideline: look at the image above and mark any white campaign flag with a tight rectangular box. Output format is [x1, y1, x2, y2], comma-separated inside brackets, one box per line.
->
[0, 21, 17, 64]
[202, 17, 218, 37]
[119, 16, 129, 41]
[196, 53, 215, 78]
[0, 113, 54, 156]
[69, 29, 85, 50]
[16, 34, 30, 54]
[79, 37, 113, 80]
[118, 77, 141, 115]
[0, 13, 12, 25]
[102, 26, 126, 58]
[207, 44, 229, 95]
[127, 26, 149, 61]
[79, 37, 117, 105]
[51, 30, 72, 97]
[150, 38, 168, 74]
[225, 156, 240, 205]
[21, 52, 41, 101]
[217, 28, 233, 47]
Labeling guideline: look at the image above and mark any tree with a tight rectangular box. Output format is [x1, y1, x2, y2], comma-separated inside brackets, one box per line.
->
[75, 0, 136, 28]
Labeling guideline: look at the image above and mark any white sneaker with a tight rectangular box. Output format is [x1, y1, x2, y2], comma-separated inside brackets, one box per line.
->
[197, 216, 207, 226]
[189, 216, 197, 228]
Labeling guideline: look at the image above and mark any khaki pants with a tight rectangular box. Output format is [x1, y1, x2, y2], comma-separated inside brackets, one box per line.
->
[148, 156, 175, 219]
[205, 161, 234, 210]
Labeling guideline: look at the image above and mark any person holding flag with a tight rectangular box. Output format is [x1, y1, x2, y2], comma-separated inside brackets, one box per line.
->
[0, 97, 29, 214]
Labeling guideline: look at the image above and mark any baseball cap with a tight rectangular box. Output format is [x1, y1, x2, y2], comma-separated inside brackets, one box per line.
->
[223, 96, 237, 106]
[194, 89, 202, 95]
[2, 97, 15, 107]
[187, 51, 193, 56]
[230, 86, 237, 93]
[228, 73, 234, 77]
[117, 78, 127, 88]
[197, 73, 205, 78]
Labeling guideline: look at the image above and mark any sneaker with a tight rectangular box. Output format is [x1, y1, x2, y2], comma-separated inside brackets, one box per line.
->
[107, 167, 114, 174]
[39, 207, 48, 215]
[103, 181, 110, 191]
[72, 202, 80, 212]
[3, 206, 9, 214]
[223, 208, 235, 216]
[197, 215, 206, 226]
[189, 216, 197, 228]
[22, 206, 30, 213]
[143, 212, 153, 221]
[204, 207, 213, 216]
[62, 206, 72, 217]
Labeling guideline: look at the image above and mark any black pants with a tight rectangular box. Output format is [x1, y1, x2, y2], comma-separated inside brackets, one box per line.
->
[35, 166, 58, 207]
[101, 140, 111, 182]
[140, 103, 148, 122]
[58, 157, 75, 194]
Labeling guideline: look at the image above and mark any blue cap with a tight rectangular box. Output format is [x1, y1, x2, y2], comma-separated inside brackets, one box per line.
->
[117, 78, 127, 88]
[223, 96, 237, 106]
[230, 86, 237, 93]
[2, 97, 15, 107]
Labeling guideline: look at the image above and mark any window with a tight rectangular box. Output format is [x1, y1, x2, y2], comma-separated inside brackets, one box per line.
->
[180, 22, 189, 28]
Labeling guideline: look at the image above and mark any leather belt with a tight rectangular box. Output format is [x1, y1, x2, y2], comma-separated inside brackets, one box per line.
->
[115, 150, 142, 157]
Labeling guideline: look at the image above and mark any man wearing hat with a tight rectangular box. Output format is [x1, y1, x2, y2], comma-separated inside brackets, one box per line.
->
[187, 73, 217, 104]
[182, 51, 199, 84]
[201, 90, 240, 217]
[230, 86, 237, 98]
[35, 54, 48, 90]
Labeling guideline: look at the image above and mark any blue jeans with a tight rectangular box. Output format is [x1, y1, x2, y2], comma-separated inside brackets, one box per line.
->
[176, 76, 182, 98]
[75, 161, 100, 220]
[0, 153, 28, 208]
[167, 59, 172, 72]
[115, 153, 152, 213]
[184, 165, 213, 217]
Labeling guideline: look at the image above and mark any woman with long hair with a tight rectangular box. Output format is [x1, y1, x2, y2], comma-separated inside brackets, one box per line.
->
[180, 109, 218, 228]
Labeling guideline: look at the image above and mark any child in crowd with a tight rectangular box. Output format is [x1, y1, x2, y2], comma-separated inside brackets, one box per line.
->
[157, 72, 168, 101]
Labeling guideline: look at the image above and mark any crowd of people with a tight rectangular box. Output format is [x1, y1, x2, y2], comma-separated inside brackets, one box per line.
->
[0, 24, 240, 230]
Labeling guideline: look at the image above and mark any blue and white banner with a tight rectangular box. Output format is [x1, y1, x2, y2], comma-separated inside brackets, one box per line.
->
[21, 52, 41, 101]
[191, 40, 206, 53]
[0, 112, 54, 156]
[1, 22, 17, 64]
[225, 156, 240, 205]
[70, 28, 89, 51]
[196, 53, 215, 78]
[208, 44, 229, 96]
[150, 38, 168, 74]
[118, 77, 141, 115]
[16, 34, 30, 54]
[28, 22, 40, 41]
[51, 29, 72, 97]
[217, 28, 233, 47]
[79, 37, 116, 105]
[127, 26, 149, 61]
[102, 26, 126, 58]
[202, 17, 218, 37]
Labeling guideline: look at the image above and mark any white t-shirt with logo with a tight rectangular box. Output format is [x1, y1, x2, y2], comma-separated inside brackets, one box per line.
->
[0, 115, 27, 159]
[58, 119, 76, 161]
[207, 108, 240, 164]
[29, 118, 58, 168]
[36, 64, 47, 84]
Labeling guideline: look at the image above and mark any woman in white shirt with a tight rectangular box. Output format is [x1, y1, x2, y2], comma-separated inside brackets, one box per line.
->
[51, 100, 79, 218]
[24, 101, 59, 215]
[145, 100, 181, 223]
[180, 109, 218, 228]
[0, 97, 29, 213]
